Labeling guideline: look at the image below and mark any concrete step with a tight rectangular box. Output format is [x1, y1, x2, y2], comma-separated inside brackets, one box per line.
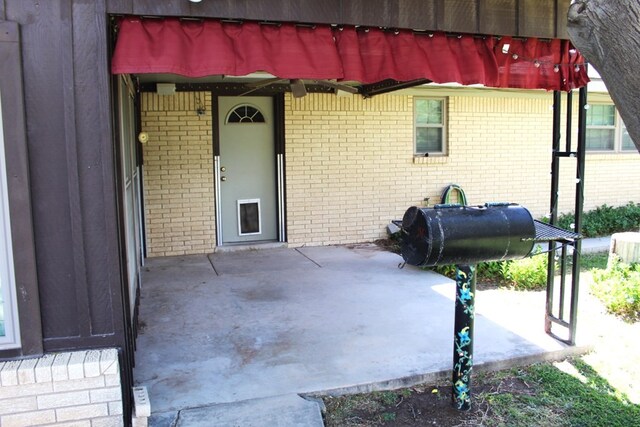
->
[150, 394, 324, 427]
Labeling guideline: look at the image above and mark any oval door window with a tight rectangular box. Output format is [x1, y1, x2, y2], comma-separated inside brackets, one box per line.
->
[226, 104, 266, 124]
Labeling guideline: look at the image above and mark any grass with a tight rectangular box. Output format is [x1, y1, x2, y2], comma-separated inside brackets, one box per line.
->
[579, 252, 608, 271]
[486, 360, 640, 427]
[323, 356, 640, 427]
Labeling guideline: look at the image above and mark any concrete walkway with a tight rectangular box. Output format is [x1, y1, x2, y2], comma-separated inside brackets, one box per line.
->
[580, 236, 610, 253]
[135, 244, 591, 426]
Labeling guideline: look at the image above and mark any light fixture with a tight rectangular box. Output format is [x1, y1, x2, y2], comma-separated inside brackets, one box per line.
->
[195, 94, 206, 117]
[290, 79, 307, 98]
[189, 0, 203, 3]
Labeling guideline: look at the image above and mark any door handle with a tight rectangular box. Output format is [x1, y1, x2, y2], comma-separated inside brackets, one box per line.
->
[221, 176, 227, 182]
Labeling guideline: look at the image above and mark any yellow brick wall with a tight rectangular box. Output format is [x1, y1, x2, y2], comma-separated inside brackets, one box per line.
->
[284, 92, 640, 246]
[139, 90, 640, 254]
[141, 92, 215, 257]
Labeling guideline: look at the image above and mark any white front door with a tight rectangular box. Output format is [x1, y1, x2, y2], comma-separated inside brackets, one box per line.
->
[218, 96, 278, 244]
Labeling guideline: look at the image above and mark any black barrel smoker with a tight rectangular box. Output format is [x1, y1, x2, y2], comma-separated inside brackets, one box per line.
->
[401, 203, 537, 267]
[399, 203, 578, 410]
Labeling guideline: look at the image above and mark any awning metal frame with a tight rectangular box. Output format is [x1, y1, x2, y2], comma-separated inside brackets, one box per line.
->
[545, 86, 588, 346]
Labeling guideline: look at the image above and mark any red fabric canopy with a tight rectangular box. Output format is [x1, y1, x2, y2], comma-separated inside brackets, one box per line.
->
[334, 27, 589, 91]
[112, 17, 589, 92]
[111, 17, 343, 79]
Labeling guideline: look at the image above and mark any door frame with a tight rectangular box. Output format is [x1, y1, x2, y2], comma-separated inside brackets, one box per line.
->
[212, 92, 287, 246]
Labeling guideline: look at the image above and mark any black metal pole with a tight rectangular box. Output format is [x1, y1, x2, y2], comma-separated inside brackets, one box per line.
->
[568, 86, 588, 344]
[565, 90, 573, 153]
[546, 91, 562, 333]
[452, 264, 476, 410]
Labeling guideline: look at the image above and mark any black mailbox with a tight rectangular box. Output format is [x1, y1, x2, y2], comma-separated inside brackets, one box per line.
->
[400, 203, 536, 267]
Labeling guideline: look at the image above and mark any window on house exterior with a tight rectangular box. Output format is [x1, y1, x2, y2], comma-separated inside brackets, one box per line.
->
[621, 121, 636, 151]
[586, 104, 635, 152]
[226, 105, 265, 124]
[415, 98, 446, 155]
[0, 94, 20, 349]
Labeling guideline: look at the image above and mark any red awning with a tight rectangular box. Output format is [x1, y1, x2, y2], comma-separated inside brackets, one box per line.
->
[111, 17, 343, 79]
[334, 27, 589, 91]
[112, 17, 589, 92]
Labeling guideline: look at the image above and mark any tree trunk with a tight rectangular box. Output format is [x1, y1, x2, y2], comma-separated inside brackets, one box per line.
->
[567, 1, 640, 153]
[609, 232, 640, 268]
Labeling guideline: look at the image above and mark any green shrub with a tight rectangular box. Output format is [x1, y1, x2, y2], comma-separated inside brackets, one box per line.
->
[591, 256, 640, 322]
[429, 264, 457, 278]
[430, 261, 508, 282]
[505, 252, 548, 290]
[477, 260, 510, 281]
[552, 202, 640, 238]
[429, 252, 547, 291]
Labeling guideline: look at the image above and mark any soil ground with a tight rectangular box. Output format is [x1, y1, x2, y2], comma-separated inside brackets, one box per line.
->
[322, 369, 538, 426]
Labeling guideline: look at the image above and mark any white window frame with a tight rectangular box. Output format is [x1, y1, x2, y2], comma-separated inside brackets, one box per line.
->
[414, 97, 447, 156]
[0, 93, 21, 349]
[586, 103, 635, 153]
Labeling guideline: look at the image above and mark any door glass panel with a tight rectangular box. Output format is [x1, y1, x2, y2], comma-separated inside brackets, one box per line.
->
[226, 105, 266, 123]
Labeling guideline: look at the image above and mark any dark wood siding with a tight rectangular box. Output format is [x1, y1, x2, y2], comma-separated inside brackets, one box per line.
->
[5, 0, 125, 351]
[397, 0, 437, 31]
[440, 0, 478, 33]
[0, 20, 43, 358]
[519, 0, 555, 38]
[479, 0, 517, 36]
[107, 0, 571, 39]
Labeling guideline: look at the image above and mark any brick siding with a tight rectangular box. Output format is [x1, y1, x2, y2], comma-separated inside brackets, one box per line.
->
[284, 92, 640, 246]
[141, 92, 216, 257]
[140, 90, 640, 253]
[0, 349, 123, 426]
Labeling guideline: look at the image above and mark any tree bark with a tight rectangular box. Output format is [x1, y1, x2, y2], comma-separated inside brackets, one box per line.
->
[609, 232, 640, 267]
[567, 1, 640, 153]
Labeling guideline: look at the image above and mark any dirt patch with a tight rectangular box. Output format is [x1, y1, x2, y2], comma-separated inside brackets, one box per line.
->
[322, 371, 535, 426]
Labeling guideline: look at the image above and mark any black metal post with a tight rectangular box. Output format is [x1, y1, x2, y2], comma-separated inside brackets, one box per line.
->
[565, 90, 573, 153]
[452, 264, 476, 410]
[568, 86, 588, 344]
[546, 91, 562, 333]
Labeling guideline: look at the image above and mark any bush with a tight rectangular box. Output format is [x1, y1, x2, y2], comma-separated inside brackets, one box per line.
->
[504, 252, 548, 290]
[430, 262, 507, 282]
[591, 256, 640, 322]
[429, 250, 548, 291]
[477, 260, 510, 281]
[553, 202, 640, 238]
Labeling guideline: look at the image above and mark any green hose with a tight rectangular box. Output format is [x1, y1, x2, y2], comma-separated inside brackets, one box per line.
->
[441, 184, 468, 206]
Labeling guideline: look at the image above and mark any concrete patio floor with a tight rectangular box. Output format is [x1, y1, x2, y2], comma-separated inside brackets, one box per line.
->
[134, 245, 584, 425]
